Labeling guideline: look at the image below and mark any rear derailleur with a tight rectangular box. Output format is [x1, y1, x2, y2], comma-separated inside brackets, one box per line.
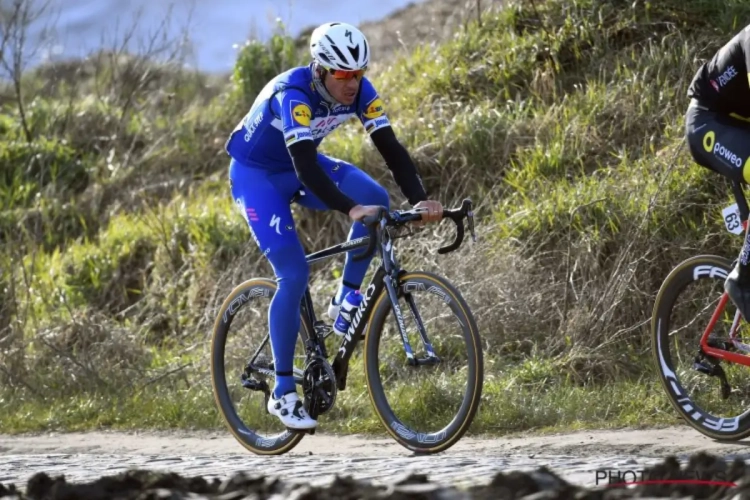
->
[694, 338, 731, 400]
[241, 359, 272, 410]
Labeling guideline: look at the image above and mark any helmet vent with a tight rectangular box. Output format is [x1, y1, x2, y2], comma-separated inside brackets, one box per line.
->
[348, 45, 360, 61]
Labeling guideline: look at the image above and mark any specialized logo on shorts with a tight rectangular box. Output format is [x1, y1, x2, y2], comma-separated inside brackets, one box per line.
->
[291, 101, 312, 127]
[235, 198, 268, 254]
[363, 97, 385, 119]
[269, 214, 294, 235]
[270, 214, 282, 235]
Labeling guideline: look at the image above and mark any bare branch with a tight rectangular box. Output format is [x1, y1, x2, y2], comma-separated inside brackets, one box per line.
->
[0, 0, 57, 142]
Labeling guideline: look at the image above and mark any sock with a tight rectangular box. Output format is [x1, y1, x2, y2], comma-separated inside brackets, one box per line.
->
[335, 279, 361, 305]
[273, 373, 295, 399]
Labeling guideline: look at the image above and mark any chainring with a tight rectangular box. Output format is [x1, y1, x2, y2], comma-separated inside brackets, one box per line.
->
[302, 355, 337, 419]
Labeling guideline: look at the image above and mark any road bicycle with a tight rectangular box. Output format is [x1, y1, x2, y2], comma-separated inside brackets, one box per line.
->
[652, 179, 750, 440]
[211, 198, 484, 455]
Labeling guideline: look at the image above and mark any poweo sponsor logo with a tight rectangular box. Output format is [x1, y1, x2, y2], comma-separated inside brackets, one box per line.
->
[702, 130, 743, 167]
[714, 142, 743, 168]
[703, 130, 715, 152]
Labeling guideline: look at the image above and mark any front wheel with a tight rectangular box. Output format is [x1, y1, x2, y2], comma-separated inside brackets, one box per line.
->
[652, 254, 750, 441]
[364, 270, 484, 454]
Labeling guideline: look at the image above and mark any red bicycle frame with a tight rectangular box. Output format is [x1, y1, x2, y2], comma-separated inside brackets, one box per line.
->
[699, 218, 750, 367]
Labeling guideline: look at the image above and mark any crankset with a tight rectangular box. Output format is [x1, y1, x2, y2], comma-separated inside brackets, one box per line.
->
[693, 351, 731, 400]
[302, 355, 337, 420]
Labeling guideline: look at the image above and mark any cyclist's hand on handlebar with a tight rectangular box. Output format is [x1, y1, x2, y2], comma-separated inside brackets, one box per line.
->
[412, 200, 443, 227]
[349, 204, 382, 223]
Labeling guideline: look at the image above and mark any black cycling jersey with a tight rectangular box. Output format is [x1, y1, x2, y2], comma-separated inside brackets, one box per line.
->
[688, 25, 750, 120]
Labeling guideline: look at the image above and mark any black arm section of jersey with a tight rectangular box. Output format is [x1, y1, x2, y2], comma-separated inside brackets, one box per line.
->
[370, 126, 428, 205]
[287, 140, 358, 215]
[742, 28, 750, 86]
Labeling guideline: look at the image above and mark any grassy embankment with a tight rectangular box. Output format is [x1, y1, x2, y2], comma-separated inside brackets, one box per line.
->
[1, 0, 747, 435]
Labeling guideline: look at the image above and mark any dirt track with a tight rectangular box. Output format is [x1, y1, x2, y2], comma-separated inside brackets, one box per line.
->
[3, 425, 750, 492]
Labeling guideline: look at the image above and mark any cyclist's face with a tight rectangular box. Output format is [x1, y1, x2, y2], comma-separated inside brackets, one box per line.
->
[324, 72, 361, 105]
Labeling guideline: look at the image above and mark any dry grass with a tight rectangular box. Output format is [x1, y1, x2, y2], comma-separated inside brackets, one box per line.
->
[1, 0, 747, 433]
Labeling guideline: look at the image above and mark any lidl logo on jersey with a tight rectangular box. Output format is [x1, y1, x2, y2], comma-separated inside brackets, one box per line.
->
[363, 97, 385, 119]
[291, 100, 312, 127]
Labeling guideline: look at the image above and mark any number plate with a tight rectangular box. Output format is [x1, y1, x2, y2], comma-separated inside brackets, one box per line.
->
[722, 203, 744, 235]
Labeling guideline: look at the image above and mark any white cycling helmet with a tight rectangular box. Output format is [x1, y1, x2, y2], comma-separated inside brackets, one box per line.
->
[310, 22, 370, 71]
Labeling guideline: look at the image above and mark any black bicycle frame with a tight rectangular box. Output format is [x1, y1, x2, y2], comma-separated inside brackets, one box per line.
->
[248, 199, 473, 391]
[299, 224, 393, 391]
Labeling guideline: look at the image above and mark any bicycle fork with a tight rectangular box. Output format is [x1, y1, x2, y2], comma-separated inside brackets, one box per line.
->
[383, 274, 440, 367]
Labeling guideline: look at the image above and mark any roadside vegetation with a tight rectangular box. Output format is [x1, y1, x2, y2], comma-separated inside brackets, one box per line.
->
[2, 0, 746, 434]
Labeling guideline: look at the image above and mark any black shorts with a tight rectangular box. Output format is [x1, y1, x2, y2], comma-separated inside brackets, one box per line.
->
[686, 99, 750, 184]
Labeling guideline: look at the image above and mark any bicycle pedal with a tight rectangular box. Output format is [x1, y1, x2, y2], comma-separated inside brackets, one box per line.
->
[414, 356, 441, 366]
[241, 376, 270, 394]
[693, 360, 714, 376]
[287, 427, 316, 435]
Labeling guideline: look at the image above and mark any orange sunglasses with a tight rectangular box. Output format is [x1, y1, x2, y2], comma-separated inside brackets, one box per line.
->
[328, 67, 367, 80]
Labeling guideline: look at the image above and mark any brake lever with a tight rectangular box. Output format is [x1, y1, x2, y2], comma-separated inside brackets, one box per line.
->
[351, 207, 387, 262]
[463, 199, 477, 243]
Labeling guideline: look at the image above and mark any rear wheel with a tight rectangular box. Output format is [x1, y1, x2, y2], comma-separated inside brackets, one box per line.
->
[652, 255, 750, 440]
[211, 278, 309, 455]
[364, 271, 484, 454]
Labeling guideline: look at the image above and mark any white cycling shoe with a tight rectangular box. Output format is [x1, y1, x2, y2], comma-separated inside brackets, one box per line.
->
[267, 391, 317, 430]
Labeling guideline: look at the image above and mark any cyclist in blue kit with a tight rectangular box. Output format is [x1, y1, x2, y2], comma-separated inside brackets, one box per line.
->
[224, 22, 444, 430]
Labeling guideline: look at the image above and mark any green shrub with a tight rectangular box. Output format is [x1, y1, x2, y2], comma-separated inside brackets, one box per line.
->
[231, 20, 306, 110]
